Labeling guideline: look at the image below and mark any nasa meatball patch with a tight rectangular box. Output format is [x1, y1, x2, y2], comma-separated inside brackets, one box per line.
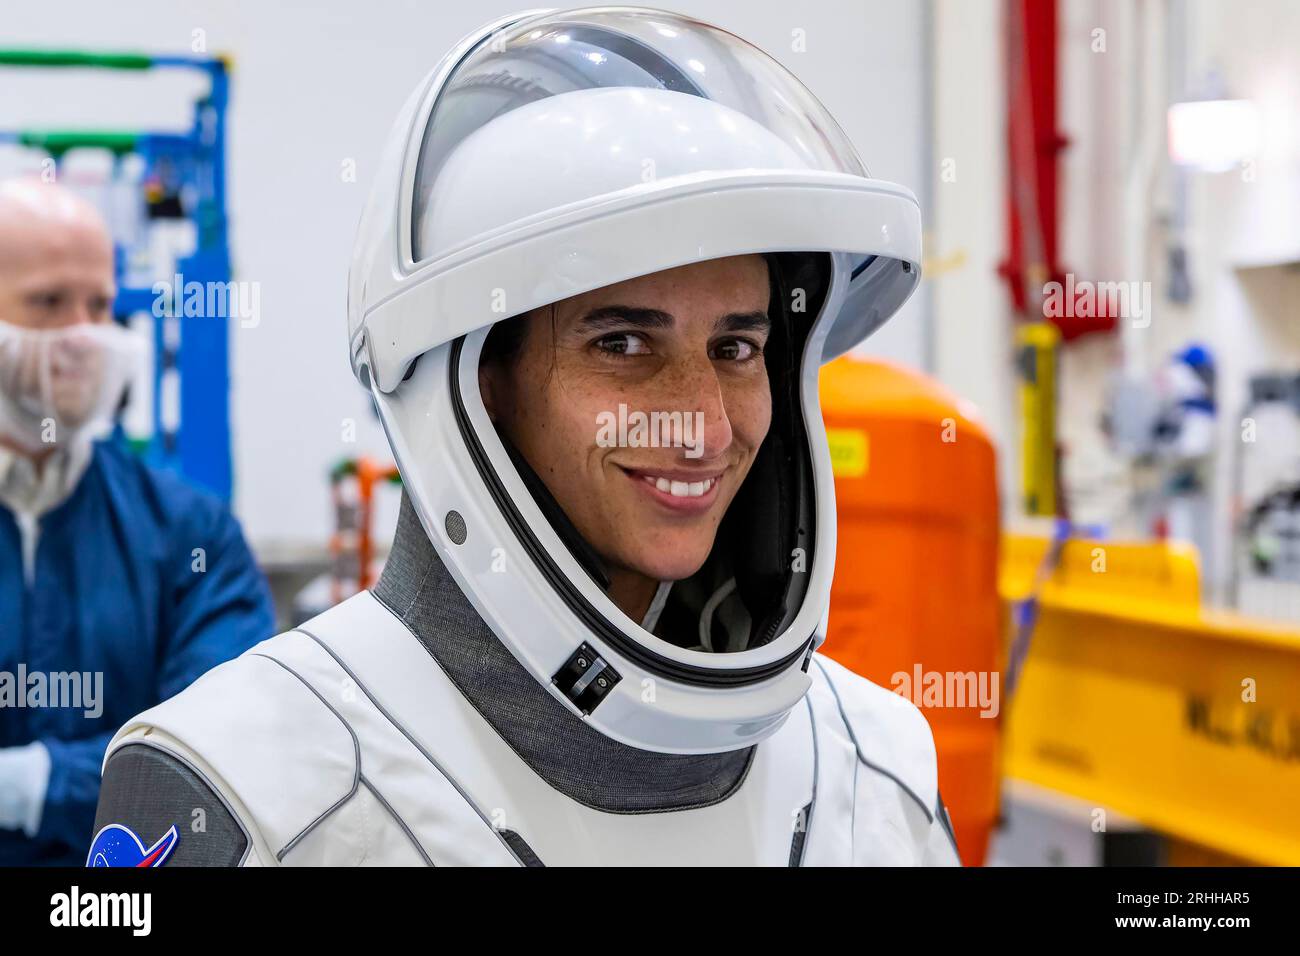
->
[87, 823, 179, 867]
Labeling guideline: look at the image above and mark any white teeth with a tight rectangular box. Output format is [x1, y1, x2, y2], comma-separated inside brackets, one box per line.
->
[641, 475, 716, 498]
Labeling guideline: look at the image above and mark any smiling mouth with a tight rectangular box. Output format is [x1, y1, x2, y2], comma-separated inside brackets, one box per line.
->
[619, 466, 725, 511]
[640, 473, 716, 498]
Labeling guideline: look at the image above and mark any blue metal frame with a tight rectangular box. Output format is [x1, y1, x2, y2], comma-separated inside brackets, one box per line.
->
[0, 52, 234, 499]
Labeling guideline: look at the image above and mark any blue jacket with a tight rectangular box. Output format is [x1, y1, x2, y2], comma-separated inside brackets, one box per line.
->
[0, 439, 274, 865]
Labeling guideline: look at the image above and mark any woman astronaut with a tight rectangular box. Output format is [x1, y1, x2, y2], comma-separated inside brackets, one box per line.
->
[91, 6, 962, 866]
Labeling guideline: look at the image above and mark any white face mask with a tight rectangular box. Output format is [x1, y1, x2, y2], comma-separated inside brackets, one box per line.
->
[0, 319, 144, 452]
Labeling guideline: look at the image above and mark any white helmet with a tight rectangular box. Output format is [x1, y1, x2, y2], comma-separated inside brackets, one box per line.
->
[348, 6, 921, 754]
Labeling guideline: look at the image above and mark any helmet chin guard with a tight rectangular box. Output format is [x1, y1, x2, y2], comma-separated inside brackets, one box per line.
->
[349, 7, 921, 753]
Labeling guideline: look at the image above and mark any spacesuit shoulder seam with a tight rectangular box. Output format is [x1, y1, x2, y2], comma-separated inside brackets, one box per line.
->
[246, 651, 362, 860]
[105, 637, 362, 859]
[809, 654, 938, 824]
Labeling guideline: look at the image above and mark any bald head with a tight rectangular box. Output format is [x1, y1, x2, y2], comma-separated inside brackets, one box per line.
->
[0, 178, 115, 330]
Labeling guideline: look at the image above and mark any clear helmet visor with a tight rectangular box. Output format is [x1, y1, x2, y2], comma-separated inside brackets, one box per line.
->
[411, 6, 869, 262]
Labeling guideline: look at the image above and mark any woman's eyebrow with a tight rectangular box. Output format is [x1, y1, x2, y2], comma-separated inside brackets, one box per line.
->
[574, 305, 674, 332]
[717, 310, 771, 333]
[573, 305, 771, 334]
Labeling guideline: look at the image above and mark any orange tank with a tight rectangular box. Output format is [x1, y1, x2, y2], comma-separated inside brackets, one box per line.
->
[819, 356, 1002, 866]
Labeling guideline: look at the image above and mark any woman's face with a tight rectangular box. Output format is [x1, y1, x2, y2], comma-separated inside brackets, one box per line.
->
[480, 254, 773, 608]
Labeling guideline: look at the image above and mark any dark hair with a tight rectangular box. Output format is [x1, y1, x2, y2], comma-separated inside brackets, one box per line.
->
[480, 310, 532, 366]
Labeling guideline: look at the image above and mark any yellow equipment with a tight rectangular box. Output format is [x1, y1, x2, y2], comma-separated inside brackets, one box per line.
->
[1002, 533, 1300, 865]
[1016, 322, 1060, 517]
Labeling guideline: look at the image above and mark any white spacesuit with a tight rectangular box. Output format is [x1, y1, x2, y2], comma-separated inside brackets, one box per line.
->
[91, 6, 961, 867]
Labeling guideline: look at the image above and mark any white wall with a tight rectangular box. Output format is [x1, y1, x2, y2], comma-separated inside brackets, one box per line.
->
[1047, 0, 1300, 602]
[0, 0, 928, 550]
[924, 0, 1300, 613]
[930, 0, 1013, 503]
[1190, 0, 1300, 604]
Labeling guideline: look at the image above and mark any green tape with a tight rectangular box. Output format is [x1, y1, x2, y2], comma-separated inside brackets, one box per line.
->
[0, 49, 153, 70]
[19, 131, 140, 157]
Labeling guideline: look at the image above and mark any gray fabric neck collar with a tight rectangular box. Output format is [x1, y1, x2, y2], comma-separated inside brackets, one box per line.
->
[373, 492, 754, 813]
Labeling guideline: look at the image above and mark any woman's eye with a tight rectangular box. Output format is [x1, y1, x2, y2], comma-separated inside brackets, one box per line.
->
[711, 338, 761, 362]
[594, 332, 651, 357]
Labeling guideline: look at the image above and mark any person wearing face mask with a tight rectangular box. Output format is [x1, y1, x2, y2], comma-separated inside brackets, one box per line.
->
[0, 177, 274, 865]
[90, 7, 961, 867]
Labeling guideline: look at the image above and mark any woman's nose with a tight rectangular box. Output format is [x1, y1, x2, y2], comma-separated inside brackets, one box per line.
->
[654, 356, 733, 460]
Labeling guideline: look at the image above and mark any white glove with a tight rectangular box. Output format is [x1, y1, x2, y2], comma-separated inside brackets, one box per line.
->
[0, 741, 52, 837]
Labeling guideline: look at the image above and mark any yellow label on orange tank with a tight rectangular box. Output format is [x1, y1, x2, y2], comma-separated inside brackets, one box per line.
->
[826, 428, 869, 478]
